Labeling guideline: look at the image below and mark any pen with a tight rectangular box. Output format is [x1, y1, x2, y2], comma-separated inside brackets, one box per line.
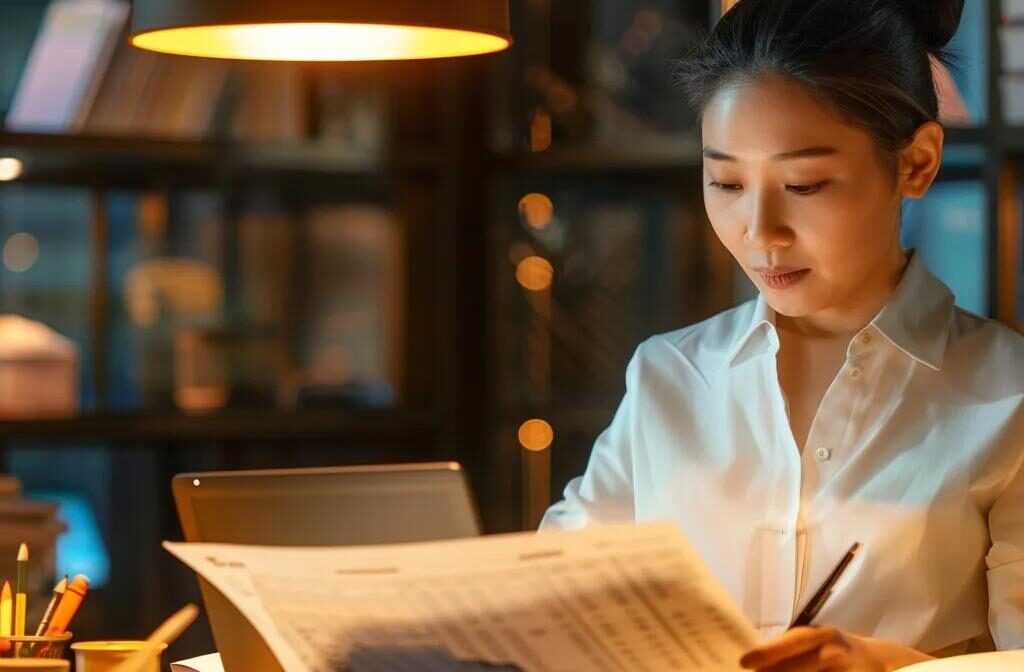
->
[788, 542, 861, 629]
[14, 544, 27, 637]
[35, 576, 67, 636]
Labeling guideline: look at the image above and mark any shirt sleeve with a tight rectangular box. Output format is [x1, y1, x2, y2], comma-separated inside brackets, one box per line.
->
[987, 435, 1024, 650]
[537, 341, 646, 532]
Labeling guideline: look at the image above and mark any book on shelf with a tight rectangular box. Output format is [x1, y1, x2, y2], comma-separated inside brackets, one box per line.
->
[83, 25, 229, 138]
[1006, 0, 1024, 21]
[5, 0, 129, 133]
[301, 205, 405, 400]
[994, 5, 1024, 123]
[317, 79, 389, 155]
[232, 64, 306, 142]
[82, 24, 158, 133]
[133, 56, 230, 139]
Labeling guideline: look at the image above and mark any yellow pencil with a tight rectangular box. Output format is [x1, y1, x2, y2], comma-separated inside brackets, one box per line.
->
[0, 581, 11, 637]
[14, 544, 27, 637]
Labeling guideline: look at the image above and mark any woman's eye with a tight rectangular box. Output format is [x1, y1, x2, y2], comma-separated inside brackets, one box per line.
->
[787, 181, 829, 195]
[706, 181, 829, 195]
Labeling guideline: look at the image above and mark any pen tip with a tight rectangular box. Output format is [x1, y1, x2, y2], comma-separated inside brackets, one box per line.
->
[17, 544, 27, 561]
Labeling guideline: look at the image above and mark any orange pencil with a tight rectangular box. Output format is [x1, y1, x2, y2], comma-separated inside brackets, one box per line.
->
[44, 575, 88, 636]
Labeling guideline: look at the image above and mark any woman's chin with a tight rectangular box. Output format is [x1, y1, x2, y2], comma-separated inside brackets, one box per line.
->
[759, 288, 821, 318]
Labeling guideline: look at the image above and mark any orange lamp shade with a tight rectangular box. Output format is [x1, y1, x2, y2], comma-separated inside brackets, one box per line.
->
[130, 0, 512, 61]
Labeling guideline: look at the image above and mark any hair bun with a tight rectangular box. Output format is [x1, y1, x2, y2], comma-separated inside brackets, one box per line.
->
[898, 0, 965, 52]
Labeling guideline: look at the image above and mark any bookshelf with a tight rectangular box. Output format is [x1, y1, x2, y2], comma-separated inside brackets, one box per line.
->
[0, 0, 1016, 483]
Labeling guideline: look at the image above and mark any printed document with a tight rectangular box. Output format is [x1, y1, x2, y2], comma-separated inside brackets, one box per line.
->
[164, 522, 758, 671]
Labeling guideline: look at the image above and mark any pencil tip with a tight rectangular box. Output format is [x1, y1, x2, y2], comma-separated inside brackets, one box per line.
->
[54, 577, 67, 591]
[17, 544, 27, 561]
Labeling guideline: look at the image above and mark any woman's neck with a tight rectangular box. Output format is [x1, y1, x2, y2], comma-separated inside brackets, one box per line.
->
[775, 247, 910, 339]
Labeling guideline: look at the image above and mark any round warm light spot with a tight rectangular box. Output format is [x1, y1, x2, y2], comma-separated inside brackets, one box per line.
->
[518, 419, 554, 452]
[3, 233, 39, 272]
[518, 193, 554, 230]
[0, 158, 23, 182]
[515, 256, 553, 291]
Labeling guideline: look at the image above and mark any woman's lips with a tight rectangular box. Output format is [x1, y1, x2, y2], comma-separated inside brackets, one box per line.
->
[758, 268, 811, 290]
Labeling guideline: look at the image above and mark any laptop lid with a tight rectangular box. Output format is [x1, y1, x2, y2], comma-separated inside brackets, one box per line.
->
[171, 462, 482, 672]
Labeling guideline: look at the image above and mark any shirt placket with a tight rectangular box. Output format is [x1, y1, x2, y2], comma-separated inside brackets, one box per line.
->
[794, 328, 875, 612]
[757, 332, 803, 639]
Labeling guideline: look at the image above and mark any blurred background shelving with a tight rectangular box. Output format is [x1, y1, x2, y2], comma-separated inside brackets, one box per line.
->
[0, 0, 1020, 663]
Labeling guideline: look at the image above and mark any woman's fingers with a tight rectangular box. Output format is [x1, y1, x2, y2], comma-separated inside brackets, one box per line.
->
[817, 642, 850, 667]
[740, 626, 846, 669]
[758, 644, 851, 672]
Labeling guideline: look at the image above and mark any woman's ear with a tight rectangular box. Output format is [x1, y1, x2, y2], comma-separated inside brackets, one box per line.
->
[897, 121, 944, 200]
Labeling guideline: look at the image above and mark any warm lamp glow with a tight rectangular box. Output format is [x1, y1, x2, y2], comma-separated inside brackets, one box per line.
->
[131, 22, 510, 61]
[0, 158, 23, 182]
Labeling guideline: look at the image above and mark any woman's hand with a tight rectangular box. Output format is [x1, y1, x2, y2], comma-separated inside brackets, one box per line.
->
[738, 626, 935, 672]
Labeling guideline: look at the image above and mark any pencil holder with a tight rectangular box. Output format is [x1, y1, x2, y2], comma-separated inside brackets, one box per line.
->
[0, 632, 72, 659]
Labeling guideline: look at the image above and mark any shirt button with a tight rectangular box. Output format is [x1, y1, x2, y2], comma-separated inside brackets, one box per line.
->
[860, 332, 872, 345]
[815, 447, 832, 462]
[850, 366, 862, 379]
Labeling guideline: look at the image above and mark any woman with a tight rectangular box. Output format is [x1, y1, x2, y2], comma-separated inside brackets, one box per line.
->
[539, 0, 1024, 670]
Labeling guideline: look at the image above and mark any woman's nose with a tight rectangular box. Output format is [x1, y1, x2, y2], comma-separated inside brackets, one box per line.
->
[743, 193, 792, 250]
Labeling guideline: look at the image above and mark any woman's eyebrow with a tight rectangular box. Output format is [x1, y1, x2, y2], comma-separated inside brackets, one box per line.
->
[702, 146, 839, 161]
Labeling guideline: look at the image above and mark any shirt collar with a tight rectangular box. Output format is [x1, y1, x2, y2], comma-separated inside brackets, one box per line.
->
[722, 250, 955, 371]
[721, 293, 777, 371]
[869, 250, 955, 371]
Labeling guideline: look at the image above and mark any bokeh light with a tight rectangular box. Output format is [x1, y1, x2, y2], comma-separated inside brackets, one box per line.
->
[2, 233, 39, 272]
[0, 158, 24, 182]
[518, 193, 554, 230]
[518, 419, 554, 452]
[515, 256, 554, 291]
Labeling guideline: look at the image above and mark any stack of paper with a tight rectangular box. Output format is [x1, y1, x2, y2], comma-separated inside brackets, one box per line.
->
[165, 522, 759, 672]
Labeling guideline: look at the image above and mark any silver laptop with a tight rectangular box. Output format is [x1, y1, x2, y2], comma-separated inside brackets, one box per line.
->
[171, 462, 482, 672]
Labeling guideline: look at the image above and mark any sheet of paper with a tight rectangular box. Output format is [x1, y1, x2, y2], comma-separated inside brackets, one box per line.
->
[170, 652, 225, 672]
[164, 522, 758, 672]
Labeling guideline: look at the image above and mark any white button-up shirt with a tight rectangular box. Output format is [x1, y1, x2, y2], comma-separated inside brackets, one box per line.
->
[539, 252, 1024, 655]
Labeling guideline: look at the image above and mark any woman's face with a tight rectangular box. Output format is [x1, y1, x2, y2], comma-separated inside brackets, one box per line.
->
[701, 75, 910, 320]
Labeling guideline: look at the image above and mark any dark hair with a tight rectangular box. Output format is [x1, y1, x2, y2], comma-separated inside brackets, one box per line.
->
[672, 0, 965, 172]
